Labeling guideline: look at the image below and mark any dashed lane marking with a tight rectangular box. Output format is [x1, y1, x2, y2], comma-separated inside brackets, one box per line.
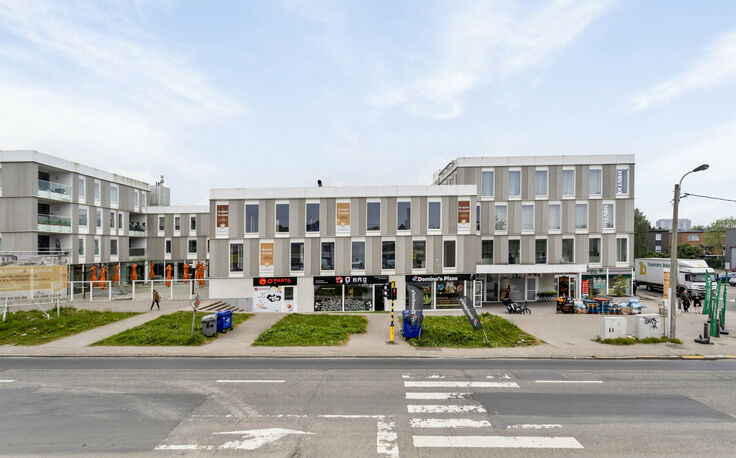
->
[404, 381, 519, 388]
[405, 392, 471, 400]
[408, 404, 487, 414]
[0, 380, 14, 383]
[413, 435, 583, 449]
[410, 418, 492, 428]
[535, 380, 603, 384]
[507, 424, 562, 430]
[216, 380, 285, 383]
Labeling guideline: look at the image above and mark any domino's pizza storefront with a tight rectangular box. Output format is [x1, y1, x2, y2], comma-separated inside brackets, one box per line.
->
[405, 274, 478, 310]
[313, 276, 390, 312]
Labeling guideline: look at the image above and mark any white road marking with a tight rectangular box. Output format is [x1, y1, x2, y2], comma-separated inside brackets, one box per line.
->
[320, 414, 383, 419]
[410, 418, 492, 428]
[376, 418, 399, 457]
[413, 436, 583, 449]
[405, 392, 471, 400]
[507, 424, 562, 430]
[216, 379, 285, 383]
[404, 381, 518, 388]
[214, 428, 313, 450]
[408, 404, 487, 414]
[402, 374, 445, 379]
[155, 445, 215, 450]
[535, 380, 603, 384]
[0, 380, 14, 383]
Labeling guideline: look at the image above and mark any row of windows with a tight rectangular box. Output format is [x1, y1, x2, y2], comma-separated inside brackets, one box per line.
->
[479, 167, 629, 199]
[158, 215, 197, 232]
[76, 238, 203, 257]
[485, 201, 615, 232]
[76, 177, 146, 208]
[164, 239, 199, 254]
[78, 208, 125, 230]
[480, 237, 628, 265]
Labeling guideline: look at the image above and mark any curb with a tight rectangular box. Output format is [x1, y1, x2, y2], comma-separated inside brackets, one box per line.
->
[2, 354, 736, 360]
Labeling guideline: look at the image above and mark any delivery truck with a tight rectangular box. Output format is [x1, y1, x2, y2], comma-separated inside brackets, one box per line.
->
[634, 258, 717, 297]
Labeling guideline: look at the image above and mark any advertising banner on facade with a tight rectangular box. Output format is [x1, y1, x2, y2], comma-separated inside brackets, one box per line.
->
[0, 263, 67, 303]
[336, 202, 351, 235]
[259, 242, 274, 275]
[582, 279, 590, 296]
[457, 200, 471, 233]
[215, 203, 229, 237]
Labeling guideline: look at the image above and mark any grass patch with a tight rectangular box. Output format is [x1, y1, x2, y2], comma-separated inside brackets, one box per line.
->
[596, 336, 682, 345]
[253, 313, 367, 346]
[0, 307, 139, 346]
[93, 311, 252, 346]
[407, 313, 540, 348]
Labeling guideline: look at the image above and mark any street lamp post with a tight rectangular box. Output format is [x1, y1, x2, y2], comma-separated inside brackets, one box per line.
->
[669, 163, 709, 338]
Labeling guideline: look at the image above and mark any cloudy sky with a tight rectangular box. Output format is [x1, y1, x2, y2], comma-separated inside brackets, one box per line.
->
[0, 0, 734, 225]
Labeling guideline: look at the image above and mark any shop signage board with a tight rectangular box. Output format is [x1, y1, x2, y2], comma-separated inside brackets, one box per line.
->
[406, 274, 475, 283]
[253, 277, 297, 286]
[457, 200, 471, 233]
[456, 296, 483, 331]
[259, 242, 274, 275]
[336, 202, 351, 235]
[582, 279, 590, 296]
[314, 275, 388, 285]
[215, 203, 229, 237]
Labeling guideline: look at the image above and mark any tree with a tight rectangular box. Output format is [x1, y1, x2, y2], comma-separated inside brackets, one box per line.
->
[634, 208, 652, 259]
[691, 224, 706, 231]
[677, 243, 702, 259]
[704, 217, 736, 257]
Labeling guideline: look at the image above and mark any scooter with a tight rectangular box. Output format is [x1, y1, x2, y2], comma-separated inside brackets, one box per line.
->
[502, 297, 531, 314]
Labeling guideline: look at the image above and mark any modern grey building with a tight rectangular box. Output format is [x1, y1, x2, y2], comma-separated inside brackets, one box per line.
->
[726, 228, 736, 270]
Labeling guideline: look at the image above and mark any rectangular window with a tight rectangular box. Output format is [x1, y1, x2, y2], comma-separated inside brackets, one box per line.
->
[78, 208, 88, 226]
[78, 178, 85, 198]
[481, 240, 493, 264]
[602, 203, 614, 230]
[443, 240, 456, 268]
[188, 240, 197, 253]
[230, 243, 243, 272]
[245, 204, 259, 234]
[535, 170, 548, 196]
[118, 213, 122, 229]
[476, 204, 481, 232]
[78, 238, 84, 256]
[174, 216, 181, 231]
[508, 240, 520, 264]
[291, 242, 304, 271]
[165, 239, 171, 254]
[397, 201, 411, 230]
[190, 215, 196, 231]
[367, 202, 381, 231]
[521, 204, 534, 231]
[306, 202, 320, 232]
[481, 170, 494, 197]
[508, 170, 521, 197]
[412, 241, 426, 269]
[110, 185, 118, 204]
[321, 242, 335, 270]
[616, 168, 629, 195]
[276, 203, 289, 233]
[94, 182, 100, 202]
[110, 212, 115, 229]
[562, 169, 575, 197]
[687, 234, 700, 242]
[427, 201, 441, 230]
[110, 239, 118, 256]
[589, 238, 601, 263]
[535, 239, 547, 264]
[134, 190, 139, 207]
[575, 203, 588, 230]
[95, 209, 102, 228]
[158, 216, 165, 231]
[562, 239, 574, 262]
[495, 205, 507, 231]
[548, 204, 561, 230]
[94, 239, 100, 256]
[617, 237, 628, 263]
[382, 241, 395, 270]
[655, 245, 661, 252]
[655, 233, 662, 241]
[351, 241, 365, 270]
[141, 192, 146, 208]
[589, 168, 602, 196]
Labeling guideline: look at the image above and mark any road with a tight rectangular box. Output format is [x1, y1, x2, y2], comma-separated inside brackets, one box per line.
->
[2, 358, 736, 457]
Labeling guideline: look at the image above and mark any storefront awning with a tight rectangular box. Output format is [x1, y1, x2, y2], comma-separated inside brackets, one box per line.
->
[475, 263, 588, 275]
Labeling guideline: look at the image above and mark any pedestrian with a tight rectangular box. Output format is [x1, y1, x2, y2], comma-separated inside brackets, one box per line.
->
[501, 285, 511, 300]
[693, 292, 701, 309]
[150, 289, 161, 311]
[632, 282, 638, 296]
[680, 288, 690, 312]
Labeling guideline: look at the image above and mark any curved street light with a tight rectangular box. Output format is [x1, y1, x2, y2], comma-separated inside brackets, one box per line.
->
[669, 164, 709, 339]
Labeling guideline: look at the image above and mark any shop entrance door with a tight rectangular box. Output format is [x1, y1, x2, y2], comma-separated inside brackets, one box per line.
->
[525, 277, 537, 302]
[283, 286, 296, 313]
[473, 280, 483, 307]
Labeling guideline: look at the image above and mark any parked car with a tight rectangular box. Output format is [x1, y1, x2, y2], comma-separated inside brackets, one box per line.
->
[721, 272, 736, 286]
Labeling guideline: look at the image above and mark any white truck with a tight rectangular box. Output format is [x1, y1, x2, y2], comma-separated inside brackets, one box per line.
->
[634, 258, 717, 297]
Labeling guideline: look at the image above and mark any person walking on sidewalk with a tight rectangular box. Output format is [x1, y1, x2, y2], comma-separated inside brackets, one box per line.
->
[693, 292, 701, 309]
[150, 289, 161, 311]
[680, 288, 690, 312]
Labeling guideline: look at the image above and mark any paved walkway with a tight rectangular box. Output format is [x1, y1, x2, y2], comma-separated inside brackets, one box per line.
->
[2, 295, 736, 358]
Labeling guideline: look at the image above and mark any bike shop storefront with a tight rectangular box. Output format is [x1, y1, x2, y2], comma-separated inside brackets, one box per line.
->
[252, 277, 297, 312]
[405, 274, 478, 309]
[475, 264, 587, 303]
[313, 275, 389, 312]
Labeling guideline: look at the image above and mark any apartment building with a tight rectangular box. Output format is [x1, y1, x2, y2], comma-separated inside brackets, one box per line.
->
[146, 206, 210, 279]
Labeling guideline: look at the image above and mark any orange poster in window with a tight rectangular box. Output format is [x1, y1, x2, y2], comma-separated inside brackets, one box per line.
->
[336, 202, 351, 234]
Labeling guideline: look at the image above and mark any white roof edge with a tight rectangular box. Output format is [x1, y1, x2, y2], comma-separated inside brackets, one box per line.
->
[210, 185, 478, 200]
[147, 205, 209, 214]
[0, 150, 151, 190]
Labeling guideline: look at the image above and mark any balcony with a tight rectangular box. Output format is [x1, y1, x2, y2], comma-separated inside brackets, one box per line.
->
[38, 179, 71, 201]
[129, 247, 146, 260]
[37, 214, 71, 233]
[129, 222, 147, 237]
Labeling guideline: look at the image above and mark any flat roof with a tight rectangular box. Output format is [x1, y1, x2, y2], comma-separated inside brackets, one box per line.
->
[211, 185, 478, 200]
[0, 150, 151, 190]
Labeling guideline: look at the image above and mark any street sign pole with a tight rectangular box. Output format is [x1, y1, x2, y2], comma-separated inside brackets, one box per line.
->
[389, 281, 395, 344]
[189, 294, 201, 337]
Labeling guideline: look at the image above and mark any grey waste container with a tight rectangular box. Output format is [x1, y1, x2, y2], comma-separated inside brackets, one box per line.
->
[202, 314, 217, 337]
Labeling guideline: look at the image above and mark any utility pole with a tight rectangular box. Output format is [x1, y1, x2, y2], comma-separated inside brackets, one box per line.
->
[669, 183, 680, 339]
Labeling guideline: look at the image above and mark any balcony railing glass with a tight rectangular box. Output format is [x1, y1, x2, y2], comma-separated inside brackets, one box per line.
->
[38, 179, 71, 198]
[38, 214, 71, 226]
[129, 248, 146, 257]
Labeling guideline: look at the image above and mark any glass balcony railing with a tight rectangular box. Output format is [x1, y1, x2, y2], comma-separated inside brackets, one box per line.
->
[129, 248, 146, 257]
[38, 214, 71, 226]
[38, 179, 71, 199]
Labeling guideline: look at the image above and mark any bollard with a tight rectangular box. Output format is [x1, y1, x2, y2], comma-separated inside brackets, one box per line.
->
[715, 319, 721, 338]
[56, 299, 60, 318]
[694, 321, 712, 344]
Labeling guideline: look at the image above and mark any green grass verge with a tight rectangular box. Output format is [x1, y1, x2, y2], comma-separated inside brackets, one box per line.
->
[407, 313, 541, 348]
[253, 313, 367, 346]
[0, 308, 139, 346]
[596, 336, 683, 345]
[93, 311, 252, 346]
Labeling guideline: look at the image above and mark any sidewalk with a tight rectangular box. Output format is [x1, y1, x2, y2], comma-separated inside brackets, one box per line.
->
[1, 296, 735, 358]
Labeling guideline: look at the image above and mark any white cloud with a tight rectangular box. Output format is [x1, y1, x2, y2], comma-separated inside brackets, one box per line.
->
[371, 0, 613, 119]
[630, 27, 736, 110]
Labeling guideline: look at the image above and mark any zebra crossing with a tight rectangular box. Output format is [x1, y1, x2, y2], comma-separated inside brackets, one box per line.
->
[403, 372, 584, 451]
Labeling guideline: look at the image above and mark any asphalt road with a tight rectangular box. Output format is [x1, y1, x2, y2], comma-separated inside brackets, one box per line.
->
[1, 358, 736, 457]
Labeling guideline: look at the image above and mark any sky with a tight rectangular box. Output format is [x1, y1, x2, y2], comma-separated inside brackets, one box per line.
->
[0, 0, 735, 226]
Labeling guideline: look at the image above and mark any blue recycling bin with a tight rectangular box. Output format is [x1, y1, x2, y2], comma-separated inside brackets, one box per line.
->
[402, 310, 423, 339]
[216, 310, 233, 333]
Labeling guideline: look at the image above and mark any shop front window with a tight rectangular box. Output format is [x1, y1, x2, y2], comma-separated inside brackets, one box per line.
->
[436, 281, 464, 308]
[314, 285, 342, 311]
[413, 241, 426, 269]
[345, 285, 372, 311]
[406, 282, 433, 309]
